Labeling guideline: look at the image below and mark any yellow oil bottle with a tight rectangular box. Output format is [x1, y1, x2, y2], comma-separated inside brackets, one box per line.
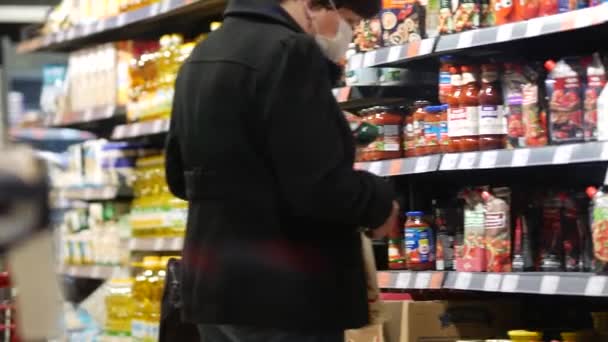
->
[105, 278, 134, 337]
[131, 256, 158, 340]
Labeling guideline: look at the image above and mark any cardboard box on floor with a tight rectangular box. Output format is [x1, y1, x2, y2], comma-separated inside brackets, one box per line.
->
[382, 300, 521, 342]
[345, 324, 384, 342]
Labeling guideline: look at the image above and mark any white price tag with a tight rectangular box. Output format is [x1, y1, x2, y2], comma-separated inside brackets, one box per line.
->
[395, 272, 412, 288]
[171, 238, 183, 251]
[479, 151, 498, 169]
[415, 156, 431, 173]
[132, 123, 142, 137]
[149, 2, 161, 16]
[454, 272, 473, 290]
[113, 126, 126, 139]
[67, 29, 76, 40]
[585, 276, 607, 296]
[349, 54, 363, 70]
[154, 238, 164, 251]
[457, 30, 474, 49]
[483, 273, 503, 292]
[160, 0, 171, 13]
[368, 161, 383, 175]
[363, 51, 377, 68]
[117, 13, 127, 27]
[540, 275, 560, 294]
[83, 109, 93, 122]
[553, 145, 574, 164]
[128, 239, 137, 250]
[153, 119, 164, 133]
[419, 38, 434, 55]
[575, 12, 592, 28]
[83, 23, 94, 36]
[496, 23, 514, 42]
[525, 18, 543, 37]
[57, 31, 66, 42]
[458, 152, 477, 169]
[414, 272, 432, 288]
[511, 149, 530, 167]
[91, 266, 101, 279]
[441, 154, 459, 170]
[95, 20, 106, 32]
[387, 46, 402, 63]
[501, 275, 519, 292]
[601, 142, 608, 160]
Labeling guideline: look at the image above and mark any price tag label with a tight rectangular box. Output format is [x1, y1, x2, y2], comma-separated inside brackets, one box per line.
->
[601, 142, 608, 160]
[117, 13, 127, 27]
[553, 145, 574, 164]
[153, 119, 164, 133]
[415, 156, 431, 173]
[83, 23, 94, 36]
[496, 23, 514, 42]
[363, 51, 377, 68]
[95, 20, 106, 32]
[479, 151, 498, 169]
[501, 275, 519, 292]
[387, 46, 402, 62]
[585, 276, 607, 296]
[414, 272, 432, 288]
[511, 149, 530, 167]
[132, 123, 142, 137]
[575, 12, 592, 28]
[368, 161, 383, 176]
[149, 2, 161, 16]
[454, 272, 473, 290]
[458, 152, 477, 169]
[441, 154, 459, 170]
[540, 275, 560, 294]
[171, 238, 183, 251]
[67, 29, 76, 40]
[457, 30, 474, 49]
[419, 38, 434, 55]
[396, 272, 412, 288]
[525, 18, 543, 37]
[113, 126, 125, 139]
[483, 273, 503, 292]
[160, 0, 172, 13]
[91, 266, 101, 279]
[349, 54, 363, 70]
[154, 238, 164, 251]
[128, 239, 137, 250]
[57, 31, 66, 42]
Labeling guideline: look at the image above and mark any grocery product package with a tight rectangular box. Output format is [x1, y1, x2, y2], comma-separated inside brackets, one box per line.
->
[483, 188, 512, 272]
[583, 53, 606, 141]
[380, 0, 426, 46]
[344, 324, 384, 342]
[384, 300, 522, 342]
[457, 188, 486, 272]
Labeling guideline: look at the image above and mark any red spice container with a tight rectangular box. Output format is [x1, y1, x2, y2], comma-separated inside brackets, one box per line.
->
[479, 64, 507, 150]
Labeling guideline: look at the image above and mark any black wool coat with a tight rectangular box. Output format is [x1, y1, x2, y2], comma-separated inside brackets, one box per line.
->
[165, 0, 395, 331]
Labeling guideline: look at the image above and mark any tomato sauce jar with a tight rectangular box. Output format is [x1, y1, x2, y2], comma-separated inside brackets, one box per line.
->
[412, 101, 430, 156]
[479, 64, 507, 150]
[404, 211, 435, 271]
[361, 106, 403, 161]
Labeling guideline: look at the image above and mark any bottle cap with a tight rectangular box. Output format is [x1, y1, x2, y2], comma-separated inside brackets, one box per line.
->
[406, 211, 424, 216]
[586, 186, 598, 199]
[544, 59, 556, 72]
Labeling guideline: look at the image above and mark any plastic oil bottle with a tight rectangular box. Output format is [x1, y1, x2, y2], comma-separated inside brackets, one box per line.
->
[131, 256, 158, 340]
[105, 278, 134, 337]
[145, 257, 167, 341]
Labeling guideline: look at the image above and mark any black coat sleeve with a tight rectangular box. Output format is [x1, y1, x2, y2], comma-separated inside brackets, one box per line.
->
[165, 82, 187, 201]
[265, 36, 395, 230]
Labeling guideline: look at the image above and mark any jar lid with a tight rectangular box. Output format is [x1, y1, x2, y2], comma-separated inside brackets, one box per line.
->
[424, 105, 445, 113]
[406, 211, 424, 216]
[508, 330, 543, 338]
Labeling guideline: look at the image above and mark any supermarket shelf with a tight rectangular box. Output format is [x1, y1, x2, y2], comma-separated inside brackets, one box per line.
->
[111, 118, 171, 140]
[347, 38, 436, 70]
[355, 155, 442, 176]
[128, 237, 184, 251]
[9, 128, 96, 142]
[17, 0, 227, 53]
[377, 271, 445, 290]
[54, 185, 132, 201]
[379, 271, 608, 297]
[47, 105, 126, 128]
[357, 142, 608, 177]
[438, 142, 608, 171]
[59, 264, 124, 280]
[435, 3, 608, 53]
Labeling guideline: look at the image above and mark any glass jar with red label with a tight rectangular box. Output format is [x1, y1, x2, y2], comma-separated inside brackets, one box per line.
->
[438, 104, 450, 152]
[412, 100, 430, 156]
[479, 64, 507, 150]
[402, 105, 417, 158]
[447, 66, 464, 152]
[364, 106, 403, 161]
[405, 211, 435, 271]
[545, 58, 584, 144]
[458, 65, 480, 152]
[422, 105, 442, 155]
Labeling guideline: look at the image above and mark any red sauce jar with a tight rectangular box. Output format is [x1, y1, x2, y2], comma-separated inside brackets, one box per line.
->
[447, 66, 464, 152]
[365, 106, 403, 161]
[402, 105, 417, 158]
[422, 105, 442, 155]
[404, 211, 435, 271]
[458, 65, 480, 152]
[412, 101, 430, 156]
[479, 64, 507, 150]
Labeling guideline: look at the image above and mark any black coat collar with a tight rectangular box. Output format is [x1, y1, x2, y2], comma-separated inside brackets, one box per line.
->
[224, 0, 304, 33]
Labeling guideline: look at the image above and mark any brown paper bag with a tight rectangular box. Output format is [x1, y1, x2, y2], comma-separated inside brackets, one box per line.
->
[361, 233, 389, 324]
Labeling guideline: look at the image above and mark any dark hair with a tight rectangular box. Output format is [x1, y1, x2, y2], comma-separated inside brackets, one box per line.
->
[311, 0, 381, 19]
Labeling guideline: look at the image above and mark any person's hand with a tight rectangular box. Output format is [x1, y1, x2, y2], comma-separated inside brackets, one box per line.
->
[369, 201, 400, 239]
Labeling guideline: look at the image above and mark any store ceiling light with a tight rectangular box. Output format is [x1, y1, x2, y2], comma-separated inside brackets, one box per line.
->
[0, 5, 50, 23]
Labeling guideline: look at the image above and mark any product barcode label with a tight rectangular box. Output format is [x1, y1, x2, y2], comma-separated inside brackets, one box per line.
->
[501, 275, 519, 292]
[441, 154, 459, 170]
[483, 274, 503, 292]
[414, 156, 431, 173]
[479, 151, 498, 169]
[511, 149, 530, 167]
[414, 272, 432, 288]
[387, 46, 402, 62]
[585, 276, 607, 296]
[454, 272, 473, 289]
[553, 145, 574, 164]
[396, 272, 412, 288]
[458, 152, 477, 169]
[540, 275, 560, 294]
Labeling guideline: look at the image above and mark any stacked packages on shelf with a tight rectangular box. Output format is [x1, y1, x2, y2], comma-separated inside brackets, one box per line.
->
[388, 185, 608, 275]
[352, 52, 608, 162]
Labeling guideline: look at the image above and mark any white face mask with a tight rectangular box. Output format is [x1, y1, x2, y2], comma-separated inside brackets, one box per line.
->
[312, 1, 353, 63]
